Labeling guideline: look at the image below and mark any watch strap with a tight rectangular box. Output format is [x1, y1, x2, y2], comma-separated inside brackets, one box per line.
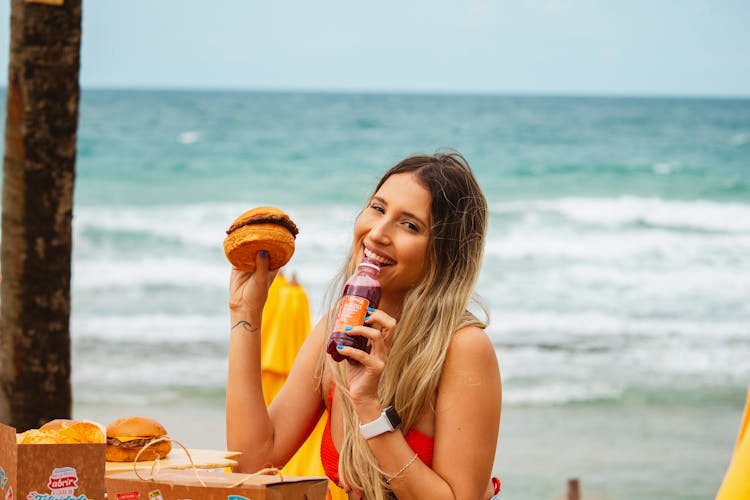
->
[359, 406, 401, 439]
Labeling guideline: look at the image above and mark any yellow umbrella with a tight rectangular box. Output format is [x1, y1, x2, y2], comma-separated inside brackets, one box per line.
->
[260, 273, 334, 483]
[716, 384, 750, 500]
[260, 271, 288, 405]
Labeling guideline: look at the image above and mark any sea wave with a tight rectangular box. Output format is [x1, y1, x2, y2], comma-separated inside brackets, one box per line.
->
[490, 196, 750, 234]
[72, 313, 227, 341]
[74, 202, 358, 252]
[489, 312, 750, 341]
[501, 381, 624, 405]
[73, 197, 750, 265]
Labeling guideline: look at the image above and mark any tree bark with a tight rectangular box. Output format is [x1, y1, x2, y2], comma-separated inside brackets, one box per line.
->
[0, 0, 82, 430]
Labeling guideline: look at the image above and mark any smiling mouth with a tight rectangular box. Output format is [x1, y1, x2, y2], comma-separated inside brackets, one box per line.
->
[364, 247, 396, 266]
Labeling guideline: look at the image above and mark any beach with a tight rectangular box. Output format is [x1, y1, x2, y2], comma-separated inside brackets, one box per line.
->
[75, 395, 740, 499]
[1, 90, 749, 499]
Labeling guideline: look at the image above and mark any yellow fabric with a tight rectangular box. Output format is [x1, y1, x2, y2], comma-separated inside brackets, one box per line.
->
[261, 372, 287, 408]
[327, 481, 349, 500]
[716, 385, 750, 500]
[260, 274, 328, 483]
[262, 281, 310, 375]
[260, 272, 287, 362]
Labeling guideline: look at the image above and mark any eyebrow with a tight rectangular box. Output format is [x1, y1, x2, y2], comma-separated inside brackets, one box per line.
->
[372, 196, 429, 228]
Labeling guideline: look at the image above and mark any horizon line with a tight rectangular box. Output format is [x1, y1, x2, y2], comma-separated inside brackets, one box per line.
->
[0, 85, 748, 100]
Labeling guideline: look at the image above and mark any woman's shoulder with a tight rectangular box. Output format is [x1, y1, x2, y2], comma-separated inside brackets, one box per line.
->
[449, 325, 496, 356]
[442, 325, 500, 379]
[436, 325, 501, 411]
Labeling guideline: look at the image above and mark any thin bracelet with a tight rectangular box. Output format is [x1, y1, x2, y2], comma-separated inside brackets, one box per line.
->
[385, 453, 418, 484]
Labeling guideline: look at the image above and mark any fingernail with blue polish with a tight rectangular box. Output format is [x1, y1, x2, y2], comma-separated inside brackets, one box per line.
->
[259, 250, 268, 258]
[364, 315, 370, 321]
[336, 344, 344, 350]
[367, 307, 375, 313]
[344, 326, 352, 331]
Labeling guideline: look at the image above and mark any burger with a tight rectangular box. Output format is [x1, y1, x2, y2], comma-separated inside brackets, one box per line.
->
[224, 206, 299, 273]
[105, 416, 171, 462]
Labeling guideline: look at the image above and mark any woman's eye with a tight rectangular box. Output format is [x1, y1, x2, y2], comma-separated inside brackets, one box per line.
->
[404, 221, 419, 232]
[371, 204, 385, 213]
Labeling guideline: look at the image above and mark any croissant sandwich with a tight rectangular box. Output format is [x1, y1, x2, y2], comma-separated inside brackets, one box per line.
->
[224, 206, 299, 273]
[17, 419, 106, 444]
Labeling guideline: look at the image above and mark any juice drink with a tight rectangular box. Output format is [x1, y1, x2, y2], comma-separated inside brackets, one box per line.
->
[327, 258, 381, 362]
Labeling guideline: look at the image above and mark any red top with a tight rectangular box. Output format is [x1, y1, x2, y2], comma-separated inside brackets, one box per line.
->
[319, 382, 501, 496]
[320, 382, 434, 488]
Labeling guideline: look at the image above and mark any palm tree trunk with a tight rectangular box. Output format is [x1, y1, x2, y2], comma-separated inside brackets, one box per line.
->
[0, 0, 82, 430]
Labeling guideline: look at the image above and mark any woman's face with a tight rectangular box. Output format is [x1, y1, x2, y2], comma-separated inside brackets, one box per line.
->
[353, 172, 432, 303]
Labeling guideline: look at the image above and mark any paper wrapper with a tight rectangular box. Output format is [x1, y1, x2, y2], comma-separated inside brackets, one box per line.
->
[0, 422, 105, 500]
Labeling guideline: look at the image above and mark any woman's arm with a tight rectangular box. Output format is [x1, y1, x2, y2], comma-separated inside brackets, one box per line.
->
[428, 326, 501, 499]
[226, 253, 326, 471]
[340, 320, 501, 499]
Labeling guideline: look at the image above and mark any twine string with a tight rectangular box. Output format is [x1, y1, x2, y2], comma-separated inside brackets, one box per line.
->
[228, 467, 285, 488]
[130, 437, 284, 488]
[132, 436, 206, 487]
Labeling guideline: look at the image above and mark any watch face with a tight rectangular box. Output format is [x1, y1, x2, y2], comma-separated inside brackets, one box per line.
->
[385, 406, 402, 429]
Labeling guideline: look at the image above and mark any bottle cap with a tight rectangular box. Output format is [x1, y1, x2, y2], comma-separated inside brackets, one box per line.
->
[359, 258, 381, 272]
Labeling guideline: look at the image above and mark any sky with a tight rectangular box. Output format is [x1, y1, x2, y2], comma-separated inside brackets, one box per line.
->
[0, 0, 749, 96]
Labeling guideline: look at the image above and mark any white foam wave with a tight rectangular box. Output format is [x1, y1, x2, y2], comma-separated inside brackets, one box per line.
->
[490, 197, 750, 233]
[486, 226, 750, 263]
[502, 381, 623, 405]
[73, 353, 228, 397]
[73, 256, 229, 289]
[488, 311, 750, 340]
[74, 202, 358, 251]
[477, 262, 750, 313]
[72, 313, 227, 342]
[730, 132, 750, 146]
[178, 131, 200, 144]
[653, 162, 682, 175]
[627, 341, 750, 378]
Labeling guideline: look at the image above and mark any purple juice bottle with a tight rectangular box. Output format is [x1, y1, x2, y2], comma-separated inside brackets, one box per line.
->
[327, 258, 382, 362]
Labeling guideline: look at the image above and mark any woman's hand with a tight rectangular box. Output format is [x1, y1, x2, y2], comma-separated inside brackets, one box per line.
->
[228, 251, 278, 323]
[336, 307, 397, 413]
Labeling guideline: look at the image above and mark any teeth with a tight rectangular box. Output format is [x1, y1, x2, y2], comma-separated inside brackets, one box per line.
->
[364, 248, 395, 265]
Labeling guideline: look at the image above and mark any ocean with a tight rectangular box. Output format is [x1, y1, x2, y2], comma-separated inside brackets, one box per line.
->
[2, 90, 749, 499]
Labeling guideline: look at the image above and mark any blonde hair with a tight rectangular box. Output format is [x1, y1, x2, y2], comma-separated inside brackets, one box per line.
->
[324, 152, 488, 499]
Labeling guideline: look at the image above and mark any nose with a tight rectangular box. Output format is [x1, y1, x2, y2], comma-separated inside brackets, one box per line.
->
[368, 217, 391, 245]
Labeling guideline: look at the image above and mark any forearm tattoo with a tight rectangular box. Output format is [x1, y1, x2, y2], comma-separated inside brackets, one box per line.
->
[231, 320, 259, 333]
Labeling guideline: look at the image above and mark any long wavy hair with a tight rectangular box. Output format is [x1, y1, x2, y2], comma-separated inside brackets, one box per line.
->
[324, 151, 489, 499]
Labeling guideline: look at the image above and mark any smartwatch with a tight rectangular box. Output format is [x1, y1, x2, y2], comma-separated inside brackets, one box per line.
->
[359, 406, 402, 439]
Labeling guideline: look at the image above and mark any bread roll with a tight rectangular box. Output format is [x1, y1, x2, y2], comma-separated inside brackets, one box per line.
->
[224, 206, 298, 273]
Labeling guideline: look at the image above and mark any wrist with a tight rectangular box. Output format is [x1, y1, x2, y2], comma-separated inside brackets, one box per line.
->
[230, 305, 260, 322]
[231, 319, 260, 334]
[352, 397, 383, 424]
[359, 406, 402, 440]
[229, 300, 256, 316]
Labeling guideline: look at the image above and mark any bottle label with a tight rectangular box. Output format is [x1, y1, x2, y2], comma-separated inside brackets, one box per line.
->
[333, 295, 369, 332]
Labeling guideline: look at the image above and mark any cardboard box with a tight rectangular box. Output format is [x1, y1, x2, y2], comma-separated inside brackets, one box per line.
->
[0, 422, 106, 500]
[106, 469, 329, 500]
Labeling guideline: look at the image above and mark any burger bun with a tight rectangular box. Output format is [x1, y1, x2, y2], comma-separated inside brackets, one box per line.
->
[224, 206, 298, 273]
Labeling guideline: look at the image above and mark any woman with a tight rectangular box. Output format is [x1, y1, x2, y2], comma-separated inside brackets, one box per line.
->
[227, 152, 502, 499]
